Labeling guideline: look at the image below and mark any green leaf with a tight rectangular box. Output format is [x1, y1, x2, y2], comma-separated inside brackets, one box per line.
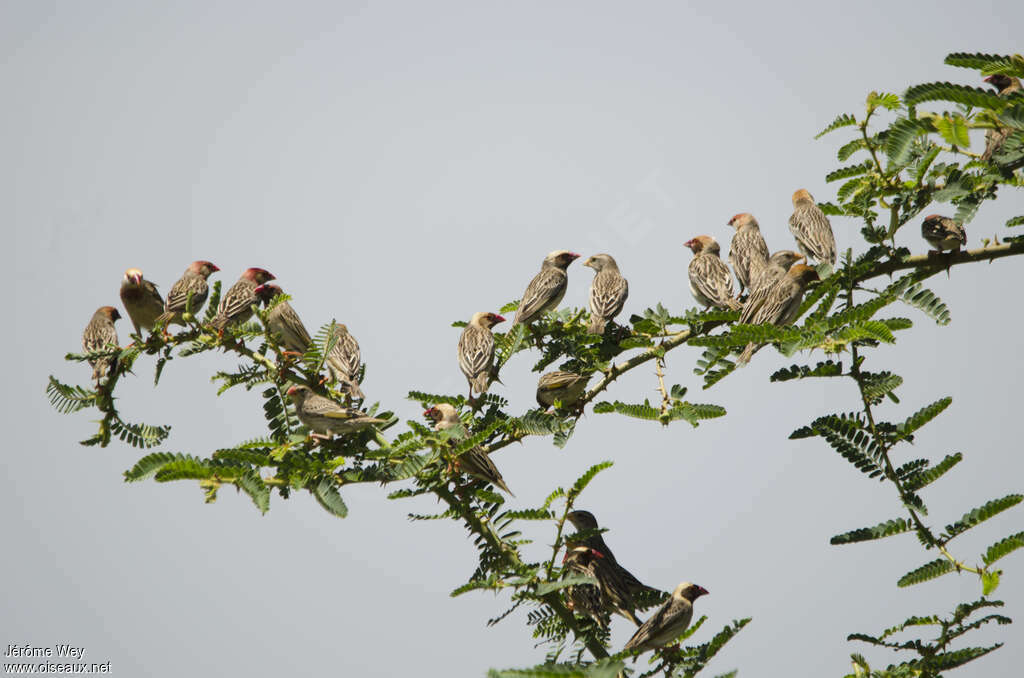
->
[860, 371, 903, 405]
[124, 452, 183, 482]
[945, 52, 1024, 77]
[825, 162, 872, 183]
[868, 91, 901, 111]
[983, 532, 1024, 566]
[816, 113, 858, 139]
[904, 82, 1008, 110]
[46, 377, 98, 414]
[771, 361, 844, 382]
[592, 400, 660, 421]
[837, 137, 868, 162]
[897, 558, 955, 587]
[934, 114, 971, 148]
[902, 453, 962, 491]
[982, 570, 1001, 595]
[831, 518, 914, 545]
[570, 461, 613, 497]
[109, 416, 171, 449]
[885, 118, 930, 166]
[1007, 215, 1024, 228]
[900, 283, 950, 325]
[535, 574, 597, 597]
[923, 644, 1003, 671]
[236, 469, 270, 513]
[896, 397, 952, 439]
[943, 494, 1024, 541]
[312, 477, 348, 518]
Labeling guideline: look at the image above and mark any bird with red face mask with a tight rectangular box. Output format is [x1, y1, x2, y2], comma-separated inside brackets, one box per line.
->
[119, 268, 164, 336]
[210, 268, 275, 331]
[512, 250, 581, 326]
[684, 235, 741, 310]
[156, 260, 219, 327]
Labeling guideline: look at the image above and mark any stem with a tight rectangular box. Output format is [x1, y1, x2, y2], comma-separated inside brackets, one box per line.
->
[856, 239, 1024, 283]
[654, 352, 670, 421]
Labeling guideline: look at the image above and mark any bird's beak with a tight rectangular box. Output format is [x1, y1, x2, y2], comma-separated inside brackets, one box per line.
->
[494, 314, 506, 324]
[984, 75, 996, 84]
[699, 586, 709, 596]
[286, 386, 298, 395]
[684, 238, 696, 251]
[131, 273, 142, 285]
[568, 252, 581, 261]
[210, 264, 220, 272]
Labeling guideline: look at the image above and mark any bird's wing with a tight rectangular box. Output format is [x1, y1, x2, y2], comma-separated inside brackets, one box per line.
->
[515, 268, 566, 323]
[589, 271, 628, 320]
[458, 325, 494, 378]
[689, 255, 735, 306]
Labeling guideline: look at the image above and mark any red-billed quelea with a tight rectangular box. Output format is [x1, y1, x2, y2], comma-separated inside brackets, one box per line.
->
[512, 250, 581, 326]
[155, 260, 219, 327]
[684, 236, 741, 310]
[287, 385, 383, 439]
[458, 312, 505, 399]
[587, 548, 641, 626]
[738, 263, 820, 364]
[567, 510, 662, 605]
[119, 268, 164, 336]
[326, 323, 365, 400]
[425, 403, 513, 495]
[622, 582, 709, 654]
[210, 268, 275, 331]
[254, 284, 312, 355]
[536, 371, 590, 410]
[982, 75, 1023, 167]
[584, 253, 629, 334]
[562, 546, 609, 627]
[82, 306, 121, 385]
[789, 189, 837, 266]
[921, 215, 967, 253]
[748, 251, 805, 294]
[727, 213, 770, 295]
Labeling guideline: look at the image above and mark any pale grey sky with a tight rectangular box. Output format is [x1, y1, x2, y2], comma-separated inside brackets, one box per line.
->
[4, 2, 1023, 676]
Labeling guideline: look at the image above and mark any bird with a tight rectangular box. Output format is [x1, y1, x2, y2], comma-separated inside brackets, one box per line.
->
[536, 371, 590, 410]
[457, 312, 505, 399]
[587, 547, 642, 626]
[684, 236, 741, 310]
[424, 403, 513, 495]
[254, 284, 312, 355]
[726, 213, 770, 295]
[982, 74, 1023, 167]
[210, 268, 275, 331]
[921, 215, 967, 253]
[622, 582, 709, 654]
[737, 263, 820, 364]
[512, 250, 581, 326]
[325, 323, 365, 400]
[748, 251, 806, 295]
[119, 268, 164, 336]
[82, 306, 120, 385]
[584, 253, 629, 334]
[566, 510, 662, 604]
[562, 546, 610, 627]
[789, 189, 837, 266]
[287, 385, 384, 439]
[155, 260, 219, 327]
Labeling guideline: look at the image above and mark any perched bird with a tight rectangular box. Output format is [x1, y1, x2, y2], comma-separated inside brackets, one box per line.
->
[536, 371, 590, 410]
[562, 546, 609, 627]
[254, 284, 312, 354]
[726, 213, 770, 295]
[566, 510, 661, 603]
[325, 323, 365, 400]
[748, 250, 806, 294]
[424, 403, 513, 495]
[584, 253, 629, 334]
[588, 548, 642, 626]
[287, 385, 383, 438]
[738, 264, 820, 364]
[623, 582, 709, 654]
[210, 268, 275, 331]
[457, 312, 505, 398]
[789, 189, 837, 266]
[82, 306, 121, 385]
[155, 260, 219, 327]
[512, 250, 580, 326]
[982, 74, 1023, 167]
[119, 268, 164, 336]
[921, 215, 967, 253]
[684, 236, 741, 310]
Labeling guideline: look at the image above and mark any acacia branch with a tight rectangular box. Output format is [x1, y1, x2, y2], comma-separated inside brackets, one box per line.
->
[856, 239, 1024, 284]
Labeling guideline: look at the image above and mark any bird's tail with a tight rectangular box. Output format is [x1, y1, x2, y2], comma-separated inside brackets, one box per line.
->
[154, 311, 177, 327]
[726, 298, 743, 311]
[587, 315, 606, 335]
[472, 373, 491, 394]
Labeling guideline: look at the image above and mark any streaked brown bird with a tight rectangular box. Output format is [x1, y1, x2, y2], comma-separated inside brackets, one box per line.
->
[748, 250, 805, 295]
[326, 323, 365, 400]
[119, 268, 164, 336]
[684, 236, 741, 310]
[584, 253, 629, 334]
[789, 189, 837, 266]
[566, 510, 662, 605]
[982, 74, 1023, 167]
[156, 260, 219, 327]
[512, 250, 580, 326]
[738, 263, 820, 364]
[622, 582, 708, 654]
[457, 312, 505, 398]
[210, 268, 275, 331]
[424, 403, 513, 495]
[562, 546, 610, 627]
[254, 284, 312, 355]
[727, 213, 770, 295]
[287, 385, 383, 439]
[82, 306, 121, 385]
[536, 371, 590, 410]
[921, 215, 966, 253]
